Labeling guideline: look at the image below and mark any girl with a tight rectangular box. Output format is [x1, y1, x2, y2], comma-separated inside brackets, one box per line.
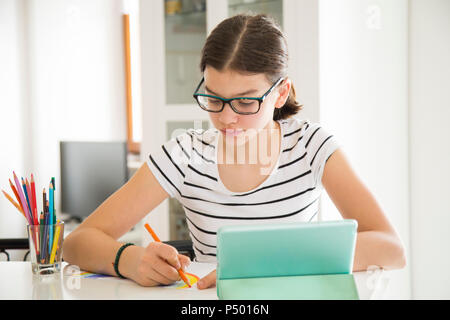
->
[63, 14, 406, 289]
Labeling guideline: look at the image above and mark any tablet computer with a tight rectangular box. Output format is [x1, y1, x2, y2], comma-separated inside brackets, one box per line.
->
[217, 219, 358, 280]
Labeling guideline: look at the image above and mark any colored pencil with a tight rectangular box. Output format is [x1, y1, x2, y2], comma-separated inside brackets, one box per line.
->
[49, 183, 54, 254]
[34, 222, 40, 262]
[52, 177, 55, 222]
[52, 177, 56, 224]
[3, 173, 63, 264]
[55, 219, 61, 258]
[24, 178, 38, 256]
[144, 223, 191, 288]
[2, 188, 36, 259]
[4, 173, 62, 264]
[30, 176, 39, 259]
[49, 223, 61, 264]
[22, 178, 30, 210]
[43, 188, 47, 217]
[39, 212, 44, 263]
[31, 222, 40, 261]
[13, 172, 31, 224]
[43, 209, 49, 263]
[1, 190, 25, 218]
[30, 174, 38, 225]
[9, 179, 25, 214]
[24, 178, 34, 223]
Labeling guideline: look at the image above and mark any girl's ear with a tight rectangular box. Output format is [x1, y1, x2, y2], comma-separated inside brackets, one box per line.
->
[275, 78, 292, 109]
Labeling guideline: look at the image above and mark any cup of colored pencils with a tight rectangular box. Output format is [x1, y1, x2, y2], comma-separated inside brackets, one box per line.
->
[2, 172, 64, 275]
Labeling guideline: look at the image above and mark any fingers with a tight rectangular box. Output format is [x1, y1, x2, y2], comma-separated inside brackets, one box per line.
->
[152, 256, 180, 282]
[197, 269, 216, 290]
[147, 243, 193, 282]
[178, 254, 191, 271]
[154, 242, 181, 269]
[146, 266, 175, 286]
[137, 242, 194, 287]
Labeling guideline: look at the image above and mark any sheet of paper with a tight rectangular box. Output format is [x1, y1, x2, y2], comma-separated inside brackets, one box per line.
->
[162, 261, 216, 289]
[63, 262, 218, 299]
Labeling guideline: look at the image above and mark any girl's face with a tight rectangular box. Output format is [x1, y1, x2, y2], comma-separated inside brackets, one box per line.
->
[203, 66, 290, 146]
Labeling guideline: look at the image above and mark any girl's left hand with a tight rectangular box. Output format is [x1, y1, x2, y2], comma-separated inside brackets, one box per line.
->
[197, 269, 216, 289]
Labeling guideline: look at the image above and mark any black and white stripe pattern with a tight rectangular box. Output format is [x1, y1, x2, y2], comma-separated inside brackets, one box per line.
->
[147, 118, 340, 262]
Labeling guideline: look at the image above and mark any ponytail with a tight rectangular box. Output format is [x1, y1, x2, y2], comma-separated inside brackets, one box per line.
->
[273, 80, 303, 120]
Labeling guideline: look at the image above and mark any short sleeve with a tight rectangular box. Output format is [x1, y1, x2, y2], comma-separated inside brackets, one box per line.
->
[146, 132, 192, 199]
[303, 122, 341, 189]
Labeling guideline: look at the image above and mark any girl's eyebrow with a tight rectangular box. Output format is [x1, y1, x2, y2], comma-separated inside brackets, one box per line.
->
[205, 85, 259, 97]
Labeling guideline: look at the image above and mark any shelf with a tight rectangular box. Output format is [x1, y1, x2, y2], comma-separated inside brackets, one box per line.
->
[228, 0, 282, 9]
[165, 9, 206, 18]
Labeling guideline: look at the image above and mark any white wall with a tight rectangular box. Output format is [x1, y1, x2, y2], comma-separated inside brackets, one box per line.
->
[26, 0, 127, 194]
[285, 0, 450, 300]
[0, 0, 127, 259]
[139, 0, 169, 242]
[409, 0, 450, 299]
[284, 0, 320, 124]
[318, 0, 411, 299]
[0, 0, 28, 260]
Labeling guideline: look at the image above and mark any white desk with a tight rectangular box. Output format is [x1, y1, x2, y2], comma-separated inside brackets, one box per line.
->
[0, 262, 388, 300]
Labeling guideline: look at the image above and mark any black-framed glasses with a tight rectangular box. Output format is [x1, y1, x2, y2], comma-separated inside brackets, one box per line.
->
[193, 76, 284, 115]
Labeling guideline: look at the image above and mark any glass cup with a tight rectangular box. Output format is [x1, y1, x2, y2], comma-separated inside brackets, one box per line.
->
[32, 273, 63, 300]
[27, 221, 64, 275]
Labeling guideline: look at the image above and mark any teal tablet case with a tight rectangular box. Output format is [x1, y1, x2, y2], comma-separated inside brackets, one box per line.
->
[216, 219, 359, 300]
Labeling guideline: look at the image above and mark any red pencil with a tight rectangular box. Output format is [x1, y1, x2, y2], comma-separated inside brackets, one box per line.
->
[25, 178, 32, 223]
[30, 174, 38, 225]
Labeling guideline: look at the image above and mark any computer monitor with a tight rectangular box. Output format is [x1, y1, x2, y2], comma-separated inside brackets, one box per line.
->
[60, 141, 128, 221]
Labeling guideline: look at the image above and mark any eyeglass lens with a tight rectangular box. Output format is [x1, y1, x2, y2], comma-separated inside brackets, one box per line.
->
[196, 96, 259, 114]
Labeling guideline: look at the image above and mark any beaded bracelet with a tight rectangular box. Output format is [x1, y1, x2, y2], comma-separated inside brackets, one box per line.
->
[113, 242, 135, 279]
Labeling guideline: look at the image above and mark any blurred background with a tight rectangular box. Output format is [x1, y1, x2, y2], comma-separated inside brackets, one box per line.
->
[0, 0, 449, 299]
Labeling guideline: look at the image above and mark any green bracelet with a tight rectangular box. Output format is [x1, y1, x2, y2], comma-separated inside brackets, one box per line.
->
[114, 242, 134, 279]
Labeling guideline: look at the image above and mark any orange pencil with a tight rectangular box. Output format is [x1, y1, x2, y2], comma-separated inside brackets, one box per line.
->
[9, 179, 25, 214]
[144, 223, 191, 288]
[2, 190, 26, 218]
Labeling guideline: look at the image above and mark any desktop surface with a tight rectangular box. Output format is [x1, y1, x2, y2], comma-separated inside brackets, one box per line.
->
[0, 262, 386, 300]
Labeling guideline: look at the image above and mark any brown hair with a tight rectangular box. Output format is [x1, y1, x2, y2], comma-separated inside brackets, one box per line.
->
[200, 13, 303, 120]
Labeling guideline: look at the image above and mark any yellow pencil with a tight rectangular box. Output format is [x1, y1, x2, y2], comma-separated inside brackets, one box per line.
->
[49, 223, 61, 264]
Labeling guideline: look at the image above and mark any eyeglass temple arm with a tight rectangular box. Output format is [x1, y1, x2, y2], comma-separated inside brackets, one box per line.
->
[193, 77, 205, 96]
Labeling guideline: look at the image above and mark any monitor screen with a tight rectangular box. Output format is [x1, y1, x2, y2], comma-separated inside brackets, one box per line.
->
[60, 141, 128, 220]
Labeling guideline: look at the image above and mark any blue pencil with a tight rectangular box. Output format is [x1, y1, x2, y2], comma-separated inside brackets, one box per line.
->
[39, 212, 44, 263]
[49, 183, 54, 256]
[21, 178, 33, 222]
[42, 210, 48, 263]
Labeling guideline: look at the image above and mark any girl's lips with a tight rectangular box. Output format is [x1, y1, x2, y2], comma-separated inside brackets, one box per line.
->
[221, 128, 244, 136]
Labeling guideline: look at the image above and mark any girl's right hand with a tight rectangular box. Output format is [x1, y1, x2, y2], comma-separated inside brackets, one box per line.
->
[124, 241, 191, 287]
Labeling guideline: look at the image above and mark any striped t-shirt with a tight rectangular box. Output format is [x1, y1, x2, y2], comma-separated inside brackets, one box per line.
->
[147, 117, 340, 263]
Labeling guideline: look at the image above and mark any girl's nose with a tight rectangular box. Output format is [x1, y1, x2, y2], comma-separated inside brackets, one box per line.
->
[218, 102, 239, 124]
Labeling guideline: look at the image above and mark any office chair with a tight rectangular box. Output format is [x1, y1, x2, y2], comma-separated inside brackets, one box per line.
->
[0, 238, 29, 261]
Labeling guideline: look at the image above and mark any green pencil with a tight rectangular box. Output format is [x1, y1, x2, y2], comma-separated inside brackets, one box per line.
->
[51, 177, 56, 224]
